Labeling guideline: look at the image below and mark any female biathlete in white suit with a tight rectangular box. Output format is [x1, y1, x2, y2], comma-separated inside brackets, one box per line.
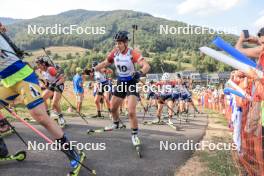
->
[86, 31, 150, 147]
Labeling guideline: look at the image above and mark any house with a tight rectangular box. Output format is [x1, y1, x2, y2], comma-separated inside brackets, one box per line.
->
[209, 73, 220, 84]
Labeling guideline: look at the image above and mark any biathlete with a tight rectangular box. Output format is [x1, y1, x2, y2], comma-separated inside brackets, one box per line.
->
[86, 31, 150, 148]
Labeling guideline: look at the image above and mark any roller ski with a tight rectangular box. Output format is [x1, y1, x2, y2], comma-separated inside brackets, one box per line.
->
[143, 119, 166, 125]
[67, 151, 96, 176]
[0, 125, 26, 162]
[182, 113, 190, 123]
[89, 114, 105, 119]
[166, 119, 183, 131]
[132, 135, 142, 158]
[89, 111, 105, 119]
[87, 122, 126, 135]
[23, 117, 36, 123]
[0, 151, 26, 162]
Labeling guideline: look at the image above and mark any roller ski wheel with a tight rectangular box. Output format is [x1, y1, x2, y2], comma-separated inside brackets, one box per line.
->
[87, 124, 126, 135]
[86, 128, 104, 134]
[67, 151, 90, 176]
[90, 114, 104, 119]
[23, 118, 36, 123]
[166, 121, 184, 131]
[166, 122, 177, 130]
[119, 124, 126, 129]
[143, 120, 165, 125]
[143, 121, 152, 125]
[132, 135, 142, 158]
[0, 151, 26, 162]
[135, 145, 142, 158]
[23, 117, 30, 122]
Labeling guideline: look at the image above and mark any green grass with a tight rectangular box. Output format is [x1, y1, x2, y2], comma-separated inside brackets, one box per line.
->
[215, 119, 228, 126]
[145, 57, 195, 71]
[198, 150, 238, 176]
[197, 108, 239, 176]
[25, 46, 87, 62]
[25, 46, 196, 72]
[209, 111, 229, 126]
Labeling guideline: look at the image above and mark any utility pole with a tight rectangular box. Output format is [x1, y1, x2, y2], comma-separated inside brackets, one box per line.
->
[132, 24, 138, 49]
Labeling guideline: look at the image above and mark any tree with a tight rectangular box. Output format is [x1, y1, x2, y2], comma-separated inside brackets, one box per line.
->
[46, 50, 51, 55]
[142, 49, 149, 57]
[53, 53, 60, 60]
[177, 60, 182, 71]
[79, 59, 87, 68]
[85, 50, 90, 56]
[70, 63, 77, 74]
[191, 53, 199, 69]
[66, 53, 73, 60]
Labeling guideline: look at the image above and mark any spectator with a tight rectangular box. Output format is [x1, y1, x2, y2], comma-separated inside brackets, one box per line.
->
[73, 67, 84, 113]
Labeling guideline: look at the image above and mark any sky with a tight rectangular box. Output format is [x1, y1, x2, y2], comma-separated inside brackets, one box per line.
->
[0, 0, 264, 35]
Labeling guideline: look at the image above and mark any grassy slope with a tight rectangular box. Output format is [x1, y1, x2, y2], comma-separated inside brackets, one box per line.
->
[25, 46, 87, 62]
[26, 46, 195, 70]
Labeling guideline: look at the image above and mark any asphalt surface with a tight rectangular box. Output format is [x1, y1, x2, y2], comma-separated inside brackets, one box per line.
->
[0, 110, 208, 176]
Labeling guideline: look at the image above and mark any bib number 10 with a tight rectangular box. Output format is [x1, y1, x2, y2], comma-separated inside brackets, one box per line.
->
[117, 65, 128, 72]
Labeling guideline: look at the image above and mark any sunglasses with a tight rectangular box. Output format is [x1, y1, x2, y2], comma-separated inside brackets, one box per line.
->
[258, 33, 264, 37]
[237, 75, 245, 79]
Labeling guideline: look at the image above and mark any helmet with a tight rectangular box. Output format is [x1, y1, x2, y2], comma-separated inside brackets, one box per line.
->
[92, 61, 98, 67]
[35, 56, 50, 66]
[76, 67, 82, 73]
[257, 27, 264, 37]
[177, 73, 181, 78]
[113, 31, 129, 42]
[161, 73, 170, 81]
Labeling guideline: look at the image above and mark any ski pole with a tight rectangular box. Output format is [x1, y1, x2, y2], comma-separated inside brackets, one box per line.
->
[42, 47, 55, 66]
[0, 102, 53, 143]
[138, 96, 147, 122]
[163, 101, 178, 115]
[60, 92, 89, 124]
[3, 117, 28, 147]
[45, 80, 89, 125]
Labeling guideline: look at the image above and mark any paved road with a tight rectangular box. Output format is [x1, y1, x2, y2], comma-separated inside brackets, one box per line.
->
[0, 111, 208, 176]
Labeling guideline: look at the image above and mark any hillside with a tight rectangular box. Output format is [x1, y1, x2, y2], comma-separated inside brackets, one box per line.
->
[0, 17, 22, 25]
[1, 9, 236, 74]
[28, 46, 86, 59]
[3, 9, 237, 52]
